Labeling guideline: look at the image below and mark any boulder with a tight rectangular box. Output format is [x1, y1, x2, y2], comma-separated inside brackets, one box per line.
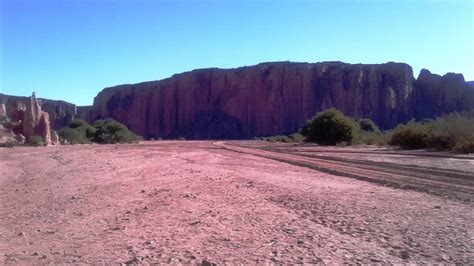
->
[15, 134, 26, 144]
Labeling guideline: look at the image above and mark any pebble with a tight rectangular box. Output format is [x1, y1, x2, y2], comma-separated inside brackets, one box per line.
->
[201, 259, 217, 266]
[400, 250, 410, 260]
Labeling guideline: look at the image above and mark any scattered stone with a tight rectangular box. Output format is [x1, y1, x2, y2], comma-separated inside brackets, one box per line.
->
[18, 232, 25, 236]
[140, 190, 145, 193]
[32, 252, 40, 256]
[401, 250, 410, 260]
[15, 134, 26, 144]
[297, 240, 304, 245]
[124, 256, 143, 265]
[201, 259, 217, 266]
[434, 205, 441, 209]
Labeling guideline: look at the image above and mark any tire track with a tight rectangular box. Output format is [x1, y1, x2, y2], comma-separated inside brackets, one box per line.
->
[216, 142, 474, 202]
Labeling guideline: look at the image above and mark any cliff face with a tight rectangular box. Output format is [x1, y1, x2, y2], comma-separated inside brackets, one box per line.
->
[85, 61, 474, 139]
[0, 93, 76, 130]
[413, 70, 474, 120]
[76, 106, 93, 123]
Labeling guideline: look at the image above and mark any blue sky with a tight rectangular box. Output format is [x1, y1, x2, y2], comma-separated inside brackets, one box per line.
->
[1, 0, 473, 105]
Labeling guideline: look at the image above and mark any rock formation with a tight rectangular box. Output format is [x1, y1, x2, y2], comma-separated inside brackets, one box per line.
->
[0, 93, 58, 145]
[85, 61, 474, 139]
[413, 69, 474, 120]
[0, 103, 7, 123]
[22, 93, 53, 145]
[0, 93, 76, 130]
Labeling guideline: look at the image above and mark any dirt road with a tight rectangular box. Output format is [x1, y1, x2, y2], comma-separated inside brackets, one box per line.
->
[1, 141, 473, 264]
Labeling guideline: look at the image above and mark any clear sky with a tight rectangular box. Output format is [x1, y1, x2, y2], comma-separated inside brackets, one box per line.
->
[1, 0, 473, 105]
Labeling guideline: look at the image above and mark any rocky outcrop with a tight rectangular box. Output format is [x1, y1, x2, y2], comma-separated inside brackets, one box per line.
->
[22, 93, 53, 145]
[0, 93, 76, 130]
[0, 104, 7, 123]
[90, 61, 454, 139]
[0, 93, 59, 145]
[413, 69, 474, 120]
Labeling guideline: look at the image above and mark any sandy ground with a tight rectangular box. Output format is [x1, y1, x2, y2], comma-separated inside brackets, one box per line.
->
[0, 141, 473, 264]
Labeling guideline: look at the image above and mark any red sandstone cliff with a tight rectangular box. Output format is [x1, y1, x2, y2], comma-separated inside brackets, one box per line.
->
[80, 61, 474, 139]
[87, 62, 414, 139]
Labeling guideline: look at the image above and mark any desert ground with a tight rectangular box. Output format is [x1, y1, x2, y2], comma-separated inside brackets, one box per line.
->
[1, 141, 473, 264]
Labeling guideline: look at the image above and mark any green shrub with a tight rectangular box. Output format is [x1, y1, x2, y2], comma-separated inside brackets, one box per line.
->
[352, 118, 386, 145]
[91, 118, 142, 144]
[58, 127, 91, 144]
[27, 135, 45, 146]
[59, 118, 95, 144]
[453, 138, 474, 153]
[301, 108, 357, 145]
[262, 133, 303, 143]
[357, 118, 380, 133]
[387, 112, 474, 153]
[426, 113, 474, 153]
[59, 118, 141, 144]
[288, 133, 304, 143]
[68, 119, 90, 129]
[388, 120, 429, 149]
[355, 131, 387, 146]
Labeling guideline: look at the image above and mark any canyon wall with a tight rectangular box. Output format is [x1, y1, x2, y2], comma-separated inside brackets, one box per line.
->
[86, 61, 473, 139]
[6, 61, 471, 140]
